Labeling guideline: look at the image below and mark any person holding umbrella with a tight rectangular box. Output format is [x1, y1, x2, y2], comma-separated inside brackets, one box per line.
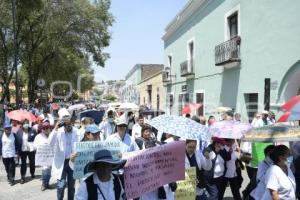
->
[203, 137, 231, 200]
[19, 120, 37, 184]
[76, 149, 126, 200]
[223, 138, 243, 200]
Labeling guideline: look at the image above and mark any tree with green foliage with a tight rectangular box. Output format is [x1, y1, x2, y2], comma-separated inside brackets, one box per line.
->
[0, 0, 113, 103]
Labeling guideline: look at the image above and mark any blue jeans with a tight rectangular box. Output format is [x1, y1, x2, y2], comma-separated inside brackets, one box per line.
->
[57, 159, 75, 200]
[206, 183, 218, 200]
[41, 167, 51, 186]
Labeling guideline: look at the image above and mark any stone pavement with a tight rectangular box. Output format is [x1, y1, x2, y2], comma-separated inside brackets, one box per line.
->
[0, 161, 249, 199]
[0, 161, 56, 200]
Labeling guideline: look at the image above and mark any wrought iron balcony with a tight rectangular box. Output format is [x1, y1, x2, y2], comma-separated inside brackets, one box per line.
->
[215, 36, 241, 66]
[162, 71, 171, 83]
[180, 59, 194, 77]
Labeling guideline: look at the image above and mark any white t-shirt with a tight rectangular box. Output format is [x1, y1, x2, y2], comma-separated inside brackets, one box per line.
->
[250, 157, 273, 200]
[262, 165, 296, 200]
[21, 132, 35, 152]
[214, 154, 225, 178]
[1, 133, 16, 158]
[224, 145, 239, 178]
[76, 173, 116, 200]
[132, 123, 142, 139]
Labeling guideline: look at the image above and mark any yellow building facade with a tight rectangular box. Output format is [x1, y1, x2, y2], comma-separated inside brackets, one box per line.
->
[137, 71, 165, 111]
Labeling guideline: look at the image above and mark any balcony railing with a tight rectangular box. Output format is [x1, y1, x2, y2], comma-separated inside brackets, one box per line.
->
[215, 36, 241, 66]
[180, 59, 194, 77]
[162, 71, 171, 83]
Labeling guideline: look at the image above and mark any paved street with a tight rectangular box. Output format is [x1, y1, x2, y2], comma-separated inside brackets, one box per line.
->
[0, 161, 249, 200]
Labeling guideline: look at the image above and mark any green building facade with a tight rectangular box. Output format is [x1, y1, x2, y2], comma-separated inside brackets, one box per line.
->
[162, 0, 300, 121]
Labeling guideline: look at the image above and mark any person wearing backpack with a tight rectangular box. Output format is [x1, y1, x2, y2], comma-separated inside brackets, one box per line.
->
[76, 149, 126, 200]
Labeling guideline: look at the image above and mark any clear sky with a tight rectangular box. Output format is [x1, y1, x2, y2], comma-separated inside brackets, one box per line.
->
[93, 0, 188, 82]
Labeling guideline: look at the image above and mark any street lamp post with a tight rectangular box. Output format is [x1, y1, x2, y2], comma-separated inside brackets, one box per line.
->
[11, 0, 19, 108]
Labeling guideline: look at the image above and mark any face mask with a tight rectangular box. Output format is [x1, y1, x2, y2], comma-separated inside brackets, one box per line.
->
[285, 156, 293, 166]
[23, 124, 30, 129]
[108, 118, 114, 123]
[74, 124, 81, 129]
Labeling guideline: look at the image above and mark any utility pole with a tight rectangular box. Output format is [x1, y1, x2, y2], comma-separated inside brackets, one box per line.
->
[12, 0, 19, 108]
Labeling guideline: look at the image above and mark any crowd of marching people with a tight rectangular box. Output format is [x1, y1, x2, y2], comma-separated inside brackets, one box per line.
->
[0, 103, 300, 200]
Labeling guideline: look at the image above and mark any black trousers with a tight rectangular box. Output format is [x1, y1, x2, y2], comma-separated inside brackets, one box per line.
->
[20, 151, 36, 177]
[243, 166, 257, 199]
[221, 177, 242, 200]
[213, 176, 227, 200]
[2, 157, 16, 181]
[294, 157, 300, 199]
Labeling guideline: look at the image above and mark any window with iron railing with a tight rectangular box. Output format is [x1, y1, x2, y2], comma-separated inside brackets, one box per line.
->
[215, 36, 241, 66]
[180, 60, 194, 76]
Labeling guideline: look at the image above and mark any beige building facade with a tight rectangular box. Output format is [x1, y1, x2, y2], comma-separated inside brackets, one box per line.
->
[137, 71, 165, 111]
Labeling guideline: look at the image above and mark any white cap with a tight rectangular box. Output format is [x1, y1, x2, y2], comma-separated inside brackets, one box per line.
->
[262, 110, 269, 115]
[58, 108, 71, 120]
[115, 114, 128, 126]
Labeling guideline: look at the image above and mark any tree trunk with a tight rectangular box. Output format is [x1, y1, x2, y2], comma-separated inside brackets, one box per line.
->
[0, 85, 11, 103]
[27, 78, 36, 104]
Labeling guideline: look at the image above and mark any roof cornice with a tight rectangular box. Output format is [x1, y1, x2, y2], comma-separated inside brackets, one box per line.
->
[162, 0, 211, 41]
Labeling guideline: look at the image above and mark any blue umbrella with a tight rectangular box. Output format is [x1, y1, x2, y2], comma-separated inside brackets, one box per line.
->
[79, 110, 105, 125]
[148, 114, 210, 141]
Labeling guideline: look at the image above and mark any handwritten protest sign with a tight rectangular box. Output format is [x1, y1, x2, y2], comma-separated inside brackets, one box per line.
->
[123, 141, 185, 199]
[175, 167, 197, 200]
[73, 140, 123, 179]
[35, 144, 54, 166]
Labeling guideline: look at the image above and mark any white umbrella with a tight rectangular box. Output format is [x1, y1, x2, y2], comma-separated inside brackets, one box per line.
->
[118, 103, 139, 111]
[68, 104, 86, 112]
[215, 106, 232, 113]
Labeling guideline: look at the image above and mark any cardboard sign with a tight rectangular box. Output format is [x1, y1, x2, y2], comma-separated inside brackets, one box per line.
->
[35, 144, 54, 166]
[73, 140, 123, 179]
[175, 167, 197, 200]
[124, 141, 185, 199]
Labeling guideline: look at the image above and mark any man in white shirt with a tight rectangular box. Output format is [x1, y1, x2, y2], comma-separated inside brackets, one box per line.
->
[0, 123, 21, 185]
[48, 115, 80, 200]
[99, 110, 116, 140]
[132, 115, 144, 139]
[250, 145, 275, 200]
[106, 115, 138, 154]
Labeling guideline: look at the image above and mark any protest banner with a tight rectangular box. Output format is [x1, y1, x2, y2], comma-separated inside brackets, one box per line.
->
[123, 140, 185, 199]
[175, 167, 197, 200]
[73, 140, 123, 179]
[35, 144, 54, 166]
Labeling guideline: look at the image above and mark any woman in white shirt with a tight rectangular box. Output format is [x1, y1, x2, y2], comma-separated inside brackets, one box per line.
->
[33, 122, 52, 191]
[262, 145, 296, 200]
[20, 122, 37, 184]
[223, 139, 242, 200]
